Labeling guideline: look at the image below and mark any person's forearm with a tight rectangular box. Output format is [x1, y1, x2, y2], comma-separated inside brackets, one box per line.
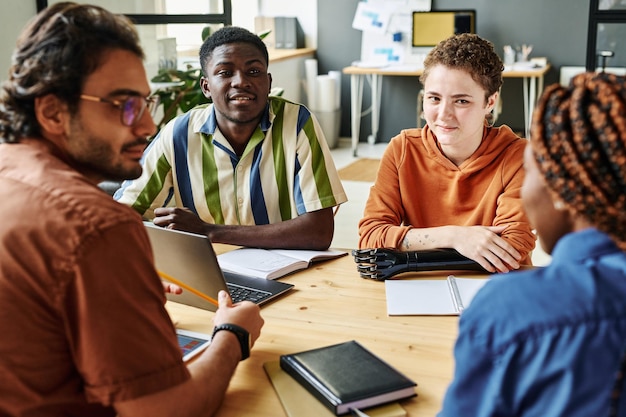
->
[400, 226, 455, 251]
[185, 331, 243, 415]
[499, 228, 537, 264]
[208, 223, 331, 250]
[114, 332, 242, 417]
[206, 209, 334, 250]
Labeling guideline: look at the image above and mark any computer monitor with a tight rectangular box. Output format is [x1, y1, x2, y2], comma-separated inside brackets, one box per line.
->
[411, 10, 476, 47]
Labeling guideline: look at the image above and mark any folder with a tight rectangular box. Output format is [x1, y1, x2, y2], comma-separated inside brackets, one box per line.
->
[275, 17, 304, 49]
[254, 16, 276, 49]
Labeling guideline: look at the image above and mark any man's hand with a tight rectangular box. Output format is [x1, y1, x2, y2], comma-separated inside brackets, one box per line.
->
[153, 207, 208, 235]
[213, 290, 264, 348]
[162, 281, 182, 294]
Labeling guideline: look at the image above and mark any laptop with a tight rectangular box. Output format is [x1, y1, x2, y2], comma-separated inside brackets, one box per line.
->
[143, 222, 294, 311]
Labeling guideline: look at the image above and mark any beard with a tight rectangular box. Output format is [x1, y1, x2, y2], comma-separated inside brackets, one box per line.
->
[67, 118, 147, 182]
[73, 141, 145, 182]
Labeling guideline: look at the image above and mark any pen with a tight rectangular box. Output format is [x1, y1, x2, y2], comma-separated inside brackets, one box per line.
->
[157, 270, 219, 307]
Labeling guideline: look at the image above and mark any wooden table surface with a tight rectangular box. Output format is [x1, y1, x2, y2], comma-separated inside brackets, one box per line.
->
[167, 248, 482, 416]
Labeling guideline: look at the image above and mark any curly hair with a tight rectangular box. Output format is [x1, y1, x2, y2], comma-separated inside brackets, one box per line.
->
[0, 2, 143, 143]
[419, 33, 504, 100]
[530, 72, 626, 249]
[199, 26, 269, 77]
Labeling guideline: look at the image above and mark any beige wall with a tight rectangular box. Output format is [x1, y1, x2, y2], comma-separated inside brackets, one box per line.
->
[0, 1, 37, 81]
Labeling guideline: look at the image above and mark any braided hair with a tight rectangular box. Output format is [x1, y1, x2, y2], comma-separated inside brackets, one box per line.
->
[530, 72, 626, 249]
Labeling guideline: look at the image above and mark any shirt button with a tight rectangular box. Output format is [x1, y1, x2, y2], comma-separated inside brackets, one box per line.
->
[238, 198, 243, 204]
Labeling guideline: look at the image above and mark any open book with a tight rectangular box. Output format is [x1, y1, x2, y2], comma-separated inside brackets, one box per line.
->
[217, 248, 347, 280]
[385, 275, 488, 315]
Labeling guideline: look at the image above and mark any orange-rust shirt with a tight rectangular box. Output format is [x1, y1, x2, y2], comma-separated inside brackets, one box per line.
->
[358, 125, 536, 264]
[0, 139, 189, 415]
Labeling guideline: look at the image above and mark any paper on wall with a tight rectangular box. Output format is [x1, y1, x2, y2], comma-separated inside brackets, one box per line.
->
[351, 1, 396, 34]
[353, 0, 431, 35]
[387, 0, 431, 33]
[360, 31, 406, 66]
[353, 0, 431, 67]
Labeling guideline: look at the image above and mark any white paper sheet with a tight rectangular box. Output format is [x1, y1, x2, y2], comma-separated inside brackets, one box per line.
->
[385, 277, 488, 316]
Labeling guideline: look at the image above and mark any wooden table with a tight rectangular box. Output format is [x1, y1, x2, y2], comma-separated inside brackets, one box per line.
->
[342, 64, 551, 156]
[166, 249, 485, 416]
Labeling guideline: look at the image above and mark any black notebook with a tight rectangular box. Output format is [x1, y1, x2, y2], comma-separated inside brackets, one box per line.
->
[280, 340, 417, 415]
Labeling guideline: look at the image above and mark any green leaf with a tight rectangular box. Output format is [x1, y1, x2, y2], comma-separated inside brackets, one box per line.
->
[258, 29, 271, 39]
[201, 26, 212, 41]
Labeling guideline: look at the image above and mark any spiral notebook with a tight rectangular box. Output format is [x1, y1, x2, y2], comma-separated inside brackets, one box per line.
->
[385, 275, 488, 315]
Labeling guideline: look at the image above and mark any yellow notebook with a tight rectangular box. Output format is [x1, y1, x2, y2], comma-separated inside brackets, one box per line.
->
[263, 360, 407, 417]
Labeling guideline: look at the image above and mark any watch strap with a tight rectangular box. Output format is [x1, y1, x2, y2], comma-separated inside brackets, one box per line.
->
[211, 323, 250, 360]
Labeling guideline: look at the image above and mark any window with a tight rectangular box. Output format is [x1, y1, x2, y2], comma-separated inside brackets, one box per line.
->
[36, 0, 232, 77]
[587, 0, 626, 70]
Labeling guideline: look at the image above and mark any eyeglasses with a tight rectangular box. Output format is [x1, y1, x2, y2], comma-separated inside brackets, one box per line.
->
[79, 94, 160, 127]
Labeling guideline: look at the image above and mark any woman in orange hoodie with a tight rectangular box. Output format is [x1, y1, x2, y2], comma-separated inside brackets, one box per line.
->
[358, 33, 535, 273]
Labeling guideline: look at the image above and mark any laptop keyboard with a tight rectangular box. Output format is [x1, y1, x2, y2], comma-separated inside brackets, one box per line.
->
[226, 283, 273, 304]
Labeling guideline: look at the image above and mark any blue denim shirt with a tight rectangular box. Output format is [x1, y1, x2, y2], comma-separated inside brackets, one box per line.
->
[439, 228, 626, 417]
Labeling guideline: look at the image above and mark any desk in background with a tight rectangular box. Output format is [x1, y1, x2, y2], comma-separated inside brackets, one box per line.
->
[167, 248, 486, 416]
[343, 64, 551, 157]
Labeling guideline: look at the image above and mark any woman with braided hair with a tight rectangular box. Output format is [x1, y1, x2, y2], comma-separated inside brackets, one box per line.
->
[438, 72, 626, 416]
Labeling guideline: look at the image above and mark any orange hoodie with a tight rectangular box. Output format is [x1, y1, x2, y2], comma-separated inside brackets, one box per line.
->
[358, 124, 536, 265]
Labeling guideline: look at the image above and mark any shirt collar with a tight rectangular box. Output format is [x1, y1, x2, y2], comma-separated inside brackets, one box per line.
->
[551, 228, 621, 264]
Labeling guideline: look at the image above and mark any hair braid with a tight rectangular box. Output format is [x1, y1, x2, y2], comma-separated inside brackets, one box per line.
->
[530, 72, 626, 249]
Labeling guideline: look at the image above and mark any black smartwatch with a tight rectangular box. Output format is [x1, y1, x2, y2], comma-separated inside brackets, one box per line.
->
[211, 323, 250, 361]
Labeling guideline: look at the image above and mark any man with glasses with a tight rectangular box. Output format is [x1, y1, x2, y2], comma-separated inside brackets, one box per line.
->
[115, 26, 347, 250]
[0, 3, 263, 416]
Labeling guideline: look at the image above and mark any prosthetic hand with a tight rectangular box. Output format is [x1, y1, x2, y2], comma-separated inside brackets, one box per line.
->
[351, 248, 486, 281]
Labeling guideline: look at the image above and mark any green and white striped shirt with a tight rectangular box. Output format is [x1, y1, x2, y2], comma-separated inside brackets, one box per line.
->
[115, 97, 347, 225]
